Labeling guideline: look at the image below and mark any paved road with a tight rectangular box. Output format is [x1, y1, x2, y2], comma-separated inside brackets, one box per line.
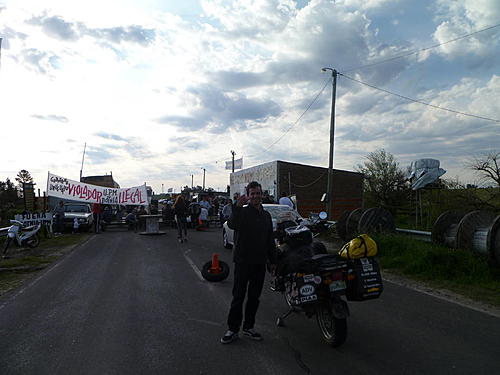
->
[0, 228, 499, 375]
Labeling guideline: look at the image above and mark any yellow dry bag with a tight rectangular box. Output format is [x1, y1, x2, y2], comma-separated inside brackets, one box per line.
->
[339, 234, 378, 259]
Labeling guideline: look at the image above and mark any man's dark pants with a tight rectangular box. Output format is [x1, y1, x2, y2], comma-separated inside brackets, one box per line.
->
[227, 262, 266, 332]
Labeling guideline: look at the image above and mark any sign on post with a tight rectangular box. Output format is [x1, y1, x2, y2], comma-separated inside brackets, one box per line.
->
[14, 212, 53, 226]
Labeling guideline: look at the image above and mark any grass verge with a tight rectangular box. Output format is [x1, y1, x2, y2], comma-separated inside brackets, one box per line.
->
[373, 233, 500, 308]
[0, 233, 90, 296]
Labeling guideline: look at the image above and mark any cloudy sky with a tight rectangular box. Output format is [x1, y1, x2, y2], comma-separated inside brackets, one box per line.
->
[0, 0, 499, 193]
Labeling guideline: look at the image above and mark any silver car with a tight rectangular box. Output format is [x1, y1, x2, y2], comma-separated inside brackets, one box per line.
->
[222, 204, 303, 249]
[63, 203, 94, 231]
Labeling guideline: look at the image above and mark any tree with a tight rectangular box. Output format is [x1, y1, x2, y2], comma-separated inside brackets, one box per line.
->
[356, 149, 409, 209]
[0, 178, 21, 224]
[0, 178, 18, 204]
[467, 151, 500, 188]
[15, 169, 34, 189]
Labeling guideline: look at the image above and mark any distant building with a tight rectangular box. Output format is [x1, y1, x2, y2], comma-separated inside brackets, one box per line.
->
[230, 160, 363, 220]
[80, 174, 120, 188]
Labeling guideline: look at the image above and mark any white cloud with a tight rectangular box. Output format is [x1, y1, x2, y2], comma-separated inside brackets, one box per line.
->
[0, 0, 498, 193]
[433, 0, 500, 59]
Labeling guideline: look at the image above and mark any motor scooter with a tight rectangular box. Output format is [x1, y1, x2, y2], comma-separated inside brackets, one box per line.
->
[2, 220, 41, 258]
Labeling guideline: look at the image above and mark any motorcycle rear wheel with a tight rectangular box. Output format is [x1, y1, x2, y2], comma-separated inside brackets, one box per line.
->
[26, 234, 40, 248]
[2, 237, 12, 257]
[316, 304, 347, 347]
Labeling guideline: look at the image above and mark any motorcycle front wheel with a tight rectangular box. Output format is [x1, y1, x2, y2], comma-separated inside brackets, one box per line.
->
[316, 304, 347, 347]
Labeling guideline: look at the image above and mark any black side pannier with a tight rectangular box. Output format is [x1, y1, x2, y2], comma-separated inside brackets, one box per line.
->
[345, 257, 383, 301]
[284, 225, 312, 248]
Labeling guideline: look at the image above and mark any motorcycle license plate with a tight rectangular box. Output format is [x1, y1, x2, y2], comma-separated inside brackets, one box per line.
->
[299, 294, 317, 303]
[329, 280, 346, 292]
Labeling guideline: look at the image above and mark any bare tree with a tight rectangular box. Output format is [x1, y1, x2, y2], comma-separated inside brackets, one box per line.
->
[467, 151, 500, 188]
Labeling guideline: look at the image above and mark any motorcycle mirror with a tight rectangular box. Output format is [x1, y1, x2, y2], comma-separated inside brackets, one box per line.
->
[319, 211, 327, 220]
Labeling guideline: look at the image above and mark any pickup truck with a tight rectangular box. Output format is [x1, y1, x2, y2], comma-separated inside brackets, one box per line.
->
[63, 203, 93, 231]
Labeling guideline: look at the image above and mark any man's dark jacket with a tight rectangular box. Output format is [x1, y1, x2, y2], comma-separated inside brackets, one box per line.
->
[228, 205, 277, 265]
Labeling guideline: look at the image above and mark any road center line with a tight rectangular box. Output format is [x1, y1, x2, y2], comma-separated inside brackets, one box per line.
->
[183, 249, 204, 281]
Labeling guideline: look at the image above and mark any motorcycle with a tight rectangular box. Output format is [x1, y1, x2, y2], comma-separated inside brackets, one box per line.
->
[2, 220, 41, 258]
[272, 212, 383, 347]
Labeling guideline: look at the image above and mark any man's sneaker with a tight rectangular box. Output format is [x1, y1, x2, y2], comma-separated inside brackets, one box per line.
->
[220, 330, 238, 344]
[242, 328, 263, 341]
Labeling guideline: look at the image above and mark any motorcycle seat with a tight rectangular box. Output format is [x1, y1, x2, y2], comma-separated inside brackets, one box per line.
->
[22, 225, 39, 231]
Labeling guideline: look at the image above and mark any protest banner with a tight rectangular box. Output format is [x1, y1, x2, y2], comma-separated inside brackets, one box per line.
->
[47, 173, 148, 206]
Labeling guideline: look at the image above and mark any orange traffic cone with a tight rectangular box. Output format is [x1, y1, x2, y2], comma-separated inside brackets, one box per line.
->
[209, 253, 221, 274]
[201, 253, 230, 282]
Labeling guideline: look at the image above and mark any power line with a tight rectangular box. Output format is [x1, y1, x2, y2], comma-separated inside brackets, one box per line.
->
[339, 73, 500, 123]
[245, 77, 332, 159]
[164, 78, 333, 169]
[341, 23, 500, 73]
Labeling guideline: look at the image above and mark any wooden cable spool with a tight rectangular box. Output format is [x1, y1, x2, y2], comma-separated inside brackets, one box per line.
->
[345, 208, 364, 239]
[456, 210, 496, 253]
[431, 211, 466, 248]
[336, 210, 352, 242]
[486, 215, 500, 264]
[358, 207, 395, 234]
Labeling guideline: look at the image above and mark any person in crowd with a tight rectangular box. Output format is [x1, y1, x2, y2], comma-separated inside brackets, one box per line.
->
[173, 195, 189, 242]
[137, 205, 148, 231]
[199, 196, 211, 211]
[92, 202, 103, 233]
[221, 199, 233, 223]
[262, 191, 273, 204]
[125, 209, 138, 232]
[102, 205, 113, 223]
[233, 193, 240, 205]
[278, 192, 294, 208]
[53, 200, 65, 235]
[199, 206, 209, 229]
[221, 181, 277, 344]
[212, 199, 220, 217]
[189, 199, 201, 229]
[162, 202, 174, 228]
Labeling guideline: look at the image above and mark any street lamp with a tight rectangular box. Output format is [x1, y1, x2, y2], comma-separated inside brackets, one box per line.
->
[321, 67, 338, 220]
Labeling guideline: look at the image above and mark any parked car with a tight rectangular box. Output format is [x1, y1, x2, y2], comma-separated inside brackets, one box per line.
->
[63, 203, 93, 231]
[222, 204, 303, 249]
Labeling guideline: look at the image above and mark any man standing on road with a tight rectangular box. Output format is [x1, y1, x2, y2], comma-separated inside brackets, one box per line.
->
[221, 181, 277, 344]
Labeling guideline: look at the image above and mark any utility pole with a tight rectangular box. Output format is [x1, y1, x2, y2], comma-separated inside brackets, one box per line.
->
[191, 174, 194, 189]
[201, 168, 206, 190]
[322, 68, 338, 219]
[79, 142, 87, 182]
[231, 150, 236, 173]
